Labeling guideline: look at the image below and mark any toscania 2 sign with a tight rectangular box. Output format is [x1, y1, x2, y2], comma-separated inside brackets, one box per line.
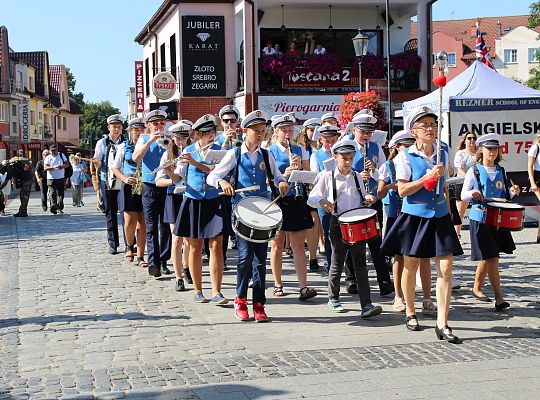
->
[152, 72, 177, 100]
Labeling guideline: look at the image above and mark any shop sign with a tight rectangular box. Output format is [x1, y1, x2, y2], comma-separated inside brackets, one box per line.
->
[135, 61, 145, 112]
[182, 15, 226, 97]
[282, 67, 359, 89]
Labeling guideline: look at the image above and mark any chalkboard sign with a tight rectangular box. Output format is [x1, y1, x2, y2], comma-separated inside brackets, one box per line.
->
[182, 15, 226, 97]
[149, 101, 178, 121]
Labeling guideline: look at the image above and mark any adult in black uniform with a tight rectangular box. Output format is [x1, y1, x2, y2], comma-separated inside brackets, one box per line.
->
[35, 149, 49, 211]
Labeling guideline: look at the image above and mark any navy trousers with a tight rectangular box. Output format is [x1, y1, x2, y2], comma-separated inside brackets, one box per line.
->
[99, 180, 120, 249]
[236, 237, 267, 304]
[142, 183, 166, 268]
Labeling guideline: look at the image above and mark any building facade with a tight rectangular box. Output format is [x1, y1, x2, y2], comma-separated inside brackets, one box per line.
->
[494, 25, 540, 82]
[135, 0, 437, 125]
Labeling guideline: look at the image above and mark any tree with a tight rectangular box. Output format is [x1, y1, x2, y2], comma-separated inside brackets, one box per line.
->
[65, 67, 85, 107]
[79, 101, 121, 149]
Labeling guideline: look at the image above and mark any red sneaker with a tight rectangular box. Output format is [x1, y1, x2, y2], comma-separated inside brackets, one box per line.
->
[234, 297, 249, 321]
[253, 302, 268, 323]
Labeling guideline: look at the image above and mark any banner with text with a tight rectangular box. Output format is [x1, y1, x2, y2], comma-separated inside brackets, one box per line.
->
[134, 61, 144, 113]
[257, 95, 343, 120]
[181, 15, 225, 97]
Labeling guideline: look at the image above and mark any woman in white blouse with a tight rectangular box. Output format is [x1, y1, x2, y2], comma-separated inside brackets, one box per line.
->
[527, 133, 540, 243]
[453, 132, 477, 238]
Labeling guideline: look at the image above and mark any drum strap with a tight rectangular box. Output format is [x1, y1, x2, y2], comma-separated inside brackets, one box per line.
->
[233, 146, 242, 191]
[473, 164, 482, 193]
[261, 148, 279, 198]
[499, 165, 511, 201]
[331, 171, 365, 214]
[389, 160, 397, 184]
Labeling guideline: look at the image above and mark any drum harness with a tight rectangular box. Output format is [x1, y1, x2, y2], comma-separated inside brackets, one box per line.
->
[105, 135, 125, 191]
[388, 159, 402, 215]
[331, 170, 365, 216]
[473, 164, 511, 218]
[232, 146, 277, 201]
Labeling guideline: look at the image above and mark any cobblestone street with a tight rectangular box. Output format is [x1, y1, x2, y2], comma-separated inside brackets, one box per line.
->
[1, 190, 539, 399]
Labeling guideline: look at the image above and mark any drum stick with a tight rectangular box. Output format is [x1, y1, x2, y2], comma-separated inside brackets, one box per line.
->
[218, 185, 259, 196]
[510, 178, 516, 187]
[262, 194, 283, 214]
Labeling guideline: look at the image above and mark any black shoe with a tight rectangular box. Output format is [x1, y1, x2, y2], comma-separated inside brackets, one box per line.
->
[435, 325, 461, 344]
[80, 201, 84, 206]
[231, 240, 238, 250]
[50, 206, 58, 215]
[537, 236, 540, 244]
[405, 315, 421, 331]
[148, 265, 161, 277]
[42, 206, 47, 211]
[161, 266, 173, 275]
[223, 264, 229, 271]
[379, 281, 395, 297]
[472, 290, 491, 302]
[495, 301, 510, 311]
[72, 203, 77, 207]
[108, 246, 118, 255]
[14, 212, 28, 217]
[175, 279, 186, 292]
[309, 259, 320, 271]
[183, 268, 193, 284]
[346, 281, 358, 294]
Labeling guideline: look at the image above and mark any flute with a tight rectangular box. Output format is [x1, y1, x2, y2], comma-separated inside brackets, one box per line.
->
[288, 139, 303, 199]
[363, 141, 371, 193]
[149, 140, 217, 174]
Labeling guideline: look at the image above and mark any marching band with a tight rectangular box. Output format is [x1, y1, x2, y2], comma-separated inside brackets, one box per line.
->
[87, 104, 528, 342]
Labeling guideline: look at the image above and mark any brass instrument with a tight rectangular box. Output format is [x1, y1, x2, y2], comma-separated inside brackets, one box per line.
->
[223, 129, 243, 148]
[132, 162, 143, 195]
[288, 139, 303, 200]
[363, 140, 371, 194]
[149, 140, 217, 175]
[156, 136, 171, 150]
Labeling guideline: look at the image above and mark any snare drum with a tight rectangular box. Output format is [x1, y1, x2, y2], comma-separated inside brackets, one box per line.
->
[232, 196, 283, 243]
[338, 208, 380, 244]
[483, 202, 525, 231]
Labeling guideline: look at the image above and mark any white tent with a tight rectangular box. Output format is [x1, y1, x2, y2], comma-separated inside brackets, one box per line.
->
[402, 61, 540, 116]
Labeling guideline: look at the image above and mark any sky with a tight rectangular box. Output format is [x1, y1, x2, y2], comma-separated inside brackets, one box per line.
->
[2, 0, 533, 116]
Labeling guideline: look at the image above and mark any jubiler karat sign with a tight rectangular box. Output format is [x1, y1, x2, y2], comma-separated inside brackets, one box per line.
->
[181, 16, 225, 97]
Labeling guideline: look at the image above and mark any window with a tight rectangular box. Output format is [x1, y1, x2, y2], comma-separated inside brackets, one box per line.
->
[29, 76, 35, 92]
[39, 111, 42, 120]
[44, 113, 50, 126]
[0, 103, 7, 122]
[170, 34, 177, 79]
[144, 58, 150, 96]
[151, 51, 156, 76]
[12, 104, 17, 116]
[61, 91, 65, 105]
[447, 53, 457, 67]
[160, 43, 166, 72]
[504, 49, 518, 64]
[30, 110, 35, 125]
[529, 48, 539, 63]
[63, 117, 67, 130]
[12, 122, 17, 134]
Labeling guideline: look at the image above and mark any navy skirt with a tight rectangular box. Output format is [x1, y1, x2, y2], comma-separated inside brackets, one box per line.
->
[384, 216, 397, 238]
[174, 196, 223, 239]
[118, 183, 143, 213]
[381, 212, 463, 258]
[163, 193, 182, 224]
[279, 195, 314, 232]
[469, 219, 515, 261]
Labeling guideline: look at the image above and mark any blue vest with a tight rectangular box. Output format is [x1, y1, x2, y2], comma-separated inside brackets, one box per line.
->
[400, 147, 448, 218]
[351, 140, 380, 194]
[122, 142, 138, 177]
[384, 160, 401, 219]
[233, 147, 271, 203]
[268, 143, 304, 197]
[314, 148, 332, 172]
[184, 142, 221, 200]
[469, 164, 506, 222]
[141, 135, 165, 185]
[99, 135, 124, 181]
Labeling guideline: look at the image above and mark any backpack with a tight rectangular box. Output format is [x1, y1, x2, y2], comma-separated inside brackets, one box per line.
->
[61, 153, 73, 179]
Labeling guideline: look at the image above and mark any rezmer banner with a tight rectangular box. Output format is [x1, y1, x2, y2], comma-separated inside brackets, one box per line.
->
[181, 16, 225, 97]
[449, 97, 540, 205]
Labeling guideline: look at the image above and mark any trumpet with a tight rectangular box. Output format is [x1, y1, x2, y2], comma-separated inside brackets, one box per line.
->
[223, 129, 243, 148]
[156, 136, 171, 149]
[288, 139, 303, 200]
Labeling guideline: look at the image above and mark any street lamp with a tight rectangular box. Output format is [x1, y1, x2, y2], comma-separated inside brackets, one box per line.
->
[352, 29, 369, 92]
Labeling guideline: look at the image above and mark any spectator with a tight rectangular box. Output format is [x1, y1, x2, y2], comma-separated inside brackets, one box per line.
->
[0, 160, 12, 216]
[286, 42, 299, 58]
[70, 155, 86, 207]
[89, 158, 103, 212]
[274, 43, 283, 55]
[76, 152, 87, 207]
[35, 149, 49, 211]
[262, 40, 275, 56]
[0, 156, 34, 217]
[44, 143, 69, 214]
[314, 43, 326, 55]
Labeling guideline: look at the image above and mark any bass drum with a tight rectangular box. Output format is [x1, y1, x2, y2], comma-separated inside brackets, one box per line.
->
[232, 196, 283, 243]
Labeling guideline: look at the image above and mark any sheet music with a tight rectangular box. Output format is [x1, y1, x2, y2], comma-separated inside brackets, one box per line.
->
[202, 149, 228, 164]
[323, 157, 336, 172]
[289, 170, 318, 184]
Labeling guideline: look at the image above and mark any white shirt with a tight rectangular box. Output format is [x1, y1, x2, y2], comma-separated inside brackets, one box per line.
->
[528, 143, 540, 171]
[157, 150, 181, 182]
[307, 168, 368, 214]
[461, 165, 516, 202]
[70, 162, 85, 185]
[274, 141, 309, 162]
[263, 47, 276, 56]
[207, 143, 285, 189]
[93, 135, 123, 161]
[309, 148, 332, 173]
[394, 143, 450, 181]
[314, 47, 326, 55]
[44, 153, 67, 180]
[454, 149, 476, 173]
[110, 142, 126, 170]
[378, 162, 390, 183]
